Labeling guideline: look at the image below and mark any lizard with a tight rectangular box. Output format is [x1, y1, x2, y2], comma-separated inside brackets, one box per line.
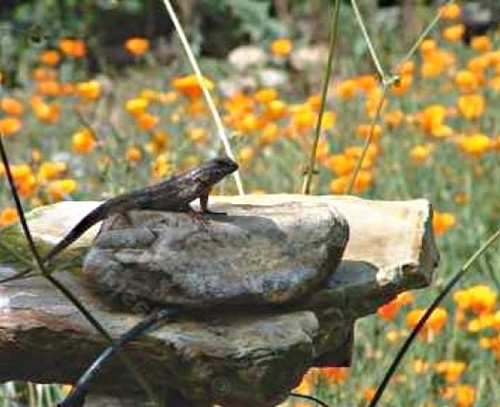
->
[0, 156, 238, 284]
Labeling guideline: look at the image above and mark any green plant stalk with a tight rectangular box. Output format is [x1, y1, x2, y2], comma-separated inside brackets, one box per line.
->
[350, 0, 385, 81]
[0, 133, 160, 407]
[161, 0, 244, 195]
[346, 86, 388, 195]
[302, 0, 340, 195]
[368, 227, 500, 407]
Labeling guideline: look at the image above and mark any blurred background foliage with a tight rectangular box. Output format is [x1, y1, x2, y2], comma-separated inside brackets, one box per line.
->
[2, 0, 493, 84]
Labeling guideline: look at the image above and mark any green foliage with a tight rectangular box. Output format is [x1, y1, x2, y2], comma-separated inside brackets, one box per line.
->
[223, 0, 284, 41]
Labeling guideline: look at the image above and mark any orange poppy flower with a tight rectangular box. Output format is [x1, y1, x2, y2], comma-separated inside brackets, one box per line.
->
[442, 384, 476, 407]
[453, 284, 497, 315]
[125, 97, 149, 116]
[418, 104, 446, 134]
[270, 38, 293, 57]
[363, 387, 377, 402]
[146, 130, 170, 154]
[72, 128, 96, 154]
[151, 154, 172, 179]
[58, 38, 87, 58]
[0, 207, 19, 226]
[187, 128, 208, 144]
[355, 75, 378, 93]
[433, 211, 456, 236]
[137, 113, 159, 130]
[77, 80, 102, 100]
[377, 291, 414, 320]
[264, 99, 287, 120]
[172, 74, 214, 99]
[31, 67, 57, 82]
[434, 360, 467, 383]
[420, 39, 438, 57]
[410, 144, 433, 163]
[326, 154, 356, 176]
[406, 307, 448, 336]
[1, 97, 24, 115]
[442, 24, 465, 42]
[31, 98, 60, 123]
[440, 3, 461, 20]
[336, 79, 357, 100]
[318, 367, 349, 383]
[125, 146, 143, 163]
[124, 37, 150, 56]
[384, 109, 404, 128]
[470, 36, 491, 53]
[356, 124, 382, 141]
[47, 179, 77, 201]
[259, 122, 280, 146]
[457, 94, 485, 120]
[254, 88, 278, 103]
[237, 146, 255, 165]
[0, 116, 22, 136]
[37, 162, 67, 181]
[455, 70, 479, 93]
[457, 133, 492, 156]
[39, 50, 60, 66]
[36, 80, 62, 96]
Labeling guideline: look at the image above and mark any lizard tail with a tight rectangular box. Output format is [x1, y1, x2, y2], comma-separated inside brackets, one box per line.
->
[1, 202, 112, 285]
[42, 202, 111, 265]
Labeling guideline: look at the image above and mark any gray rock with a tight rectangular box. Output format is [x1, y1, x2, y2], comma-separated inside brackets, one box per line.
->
[83, 201, 349, 308]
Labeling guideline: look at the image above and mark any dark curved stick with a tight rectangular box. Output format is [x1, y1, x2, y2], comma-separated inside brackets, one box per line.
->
[289, 392, 332, 407]
[59, 308, 180, 407]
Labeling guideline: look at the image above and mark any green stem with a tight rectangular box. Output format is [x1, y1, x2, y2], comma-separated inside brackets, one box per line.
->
[303, 0, 340, 195]
[346, 86, 388, 195]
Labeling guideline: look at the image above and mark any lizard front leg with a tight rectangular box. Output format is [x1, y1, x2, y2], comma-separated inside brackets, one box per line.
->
[199, 188, 225, 215]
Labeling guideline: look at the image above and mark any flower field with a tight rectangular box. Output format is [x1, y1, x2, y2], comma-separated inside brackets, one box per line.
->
[0, 2, 498, 406]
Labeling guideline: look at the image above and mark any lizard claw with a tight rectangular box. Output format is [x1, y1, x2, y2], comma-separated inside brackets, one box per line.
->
[202, 209, 227, 216]
[188, 210, 209, 230]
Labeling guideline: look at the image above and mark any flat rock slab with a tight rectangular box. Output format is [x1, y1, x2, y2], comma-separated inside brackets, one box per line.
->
[84, 201, 348, 308]
[0, 195, 439, 407]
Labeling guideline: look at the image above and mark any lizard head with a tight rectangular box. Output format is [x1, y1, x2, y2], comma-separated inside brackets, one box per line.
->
[197, 156, 239, 187]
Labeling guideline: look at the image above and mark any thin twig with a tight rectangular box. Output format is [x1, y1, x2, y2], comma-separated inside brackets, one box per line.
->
[368, 227, 500, 407]
[161, 0, 244, 195]
[303, 0, 340, 195]
[350, 0, 385, 81]
[289, 392, 332, 407]
[60, 309, 179, 407]
[395, 3, 448, 72]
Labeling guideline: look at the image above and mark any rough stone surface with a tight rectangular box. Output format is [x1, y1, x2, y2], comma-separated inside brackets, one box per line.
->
[83, 201, 349, 308]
